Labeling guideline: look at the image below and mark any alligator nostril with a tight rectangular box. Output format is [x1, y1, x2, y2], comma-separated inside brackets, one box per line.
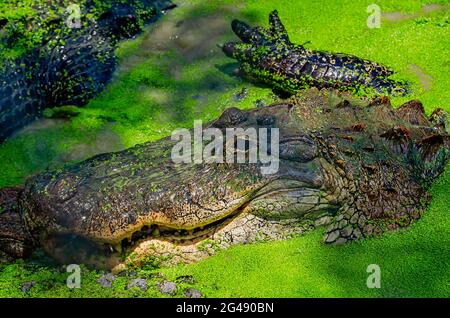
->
[222, 43, 237, 57]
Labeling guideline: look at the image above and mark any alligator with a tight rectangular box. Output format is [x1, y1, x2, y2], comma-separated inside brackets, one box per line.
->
[222, 10, 408, 96]
[0, 0, 174, 141]
[0, 89, 447, 272]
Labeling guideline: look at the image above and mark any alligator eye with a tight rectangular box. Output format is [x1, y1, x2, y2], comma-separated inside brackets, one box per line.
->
[279, 139, 317, 162]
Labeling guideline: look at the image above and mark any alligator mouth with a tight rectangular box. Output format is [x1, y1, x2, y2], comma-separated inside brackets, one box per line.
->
[43, 184, 330, 270]
[41, 207, 245, 269]
[116, 207, 244, 252]
[115, 185, 326, 253]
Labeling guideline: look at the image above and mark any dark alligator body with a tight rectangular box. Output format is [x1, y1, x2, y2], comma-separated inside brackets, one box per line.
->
[0, 0, 175, 142]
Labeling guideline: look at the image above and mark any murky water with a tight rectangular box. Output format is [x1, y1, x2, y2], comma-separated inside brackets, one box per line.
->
[384, 3, 448, 22]
[117, 4, 242, 73]
[145, 15, 227, 61]
[408, 64, 433, 91]
[115, 2, 247, 121]
[12, 118, 124, 164]
[9, 2, 246, 167]
[59, 126, 124, 162]
[13, 118, 67, 136]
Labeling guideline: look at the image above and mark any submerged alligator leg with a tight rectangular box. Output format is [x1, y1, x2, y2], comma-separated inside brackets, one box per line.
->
[222, 10, 408, 96]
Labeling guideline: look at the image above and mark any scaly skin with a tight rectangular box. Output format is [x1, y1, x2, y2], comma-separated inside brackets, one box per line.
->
[222, 11, 408, 96]
[0, 0, 173, 141]
[0, 26, 115, 141]
[0, 89, 448, 271]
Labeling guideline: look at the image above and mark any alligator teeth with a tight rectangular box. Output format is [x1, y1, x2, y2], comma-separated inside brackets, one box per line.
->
[112, 243, 122, 254]
[119, 209, 242, 247]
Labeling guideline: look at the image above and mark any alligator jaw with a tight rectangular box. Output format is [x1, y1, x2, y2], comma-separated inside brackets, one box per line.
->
[40, 203, 249, 271]
[38, 183, 334, 273]
[113, 209, 332, 273]
[112, 184, 335, 273]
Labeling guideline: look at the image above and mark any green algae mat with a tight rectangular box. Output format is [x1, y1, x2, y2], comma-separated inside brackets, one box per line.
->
[0, 0, 449, 297]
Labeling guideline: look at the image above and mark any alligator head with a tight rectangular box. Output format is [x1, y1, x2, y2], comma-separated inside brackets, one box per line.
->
[0, 89, 448, 271]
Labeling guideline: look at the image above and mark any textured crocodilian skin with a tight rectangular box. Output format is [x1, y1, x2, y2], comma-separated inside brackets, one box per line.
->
[0, 0, 173, 141]
[0, 89, 448, 272]
[223, 10, 408, 96]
